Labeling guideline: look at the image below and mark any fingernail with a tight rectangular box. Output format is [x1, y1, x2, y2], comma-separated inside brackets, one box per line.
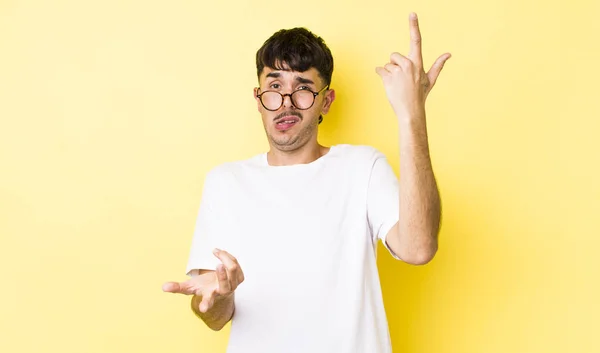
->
[213, 248, 220, 255]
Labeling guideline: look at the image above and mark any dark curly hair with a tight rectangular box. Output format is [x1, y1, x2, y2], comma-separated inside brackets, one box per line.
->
[256, 28, 333, 123]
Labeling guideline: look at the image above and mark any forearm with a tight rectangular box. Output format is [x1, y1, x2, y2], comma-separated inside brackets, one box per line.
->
[396, 110, 441, 263]
[191, 293, 235, 331]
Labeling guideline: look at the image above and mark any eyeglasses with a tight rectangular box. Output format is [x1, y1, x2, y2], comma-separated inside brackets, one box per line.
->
[256, 85, 329, 111]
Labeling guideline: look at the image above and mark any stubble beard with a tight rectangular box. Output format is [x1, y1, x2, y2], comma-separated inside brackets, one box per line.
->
[267, 112, 319, 152]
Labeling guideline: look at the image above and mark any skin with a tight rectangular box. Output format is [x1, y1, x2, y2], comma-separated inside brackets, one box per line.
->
[253, 65, 336, 166]
[163, 11, 450, 330]
[162, 249, 244, 331]
[375, 12, 451, 264]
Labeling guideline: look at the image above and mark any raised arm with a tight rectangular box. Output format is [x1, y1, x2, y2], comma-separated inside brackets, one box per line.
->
[376, 12, 451, 264]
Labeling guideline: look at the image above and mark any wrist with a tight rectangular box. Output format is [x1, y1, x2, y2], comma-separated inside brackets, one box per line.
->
[392, 103, 425, 122]
[395, 110, 426, 128]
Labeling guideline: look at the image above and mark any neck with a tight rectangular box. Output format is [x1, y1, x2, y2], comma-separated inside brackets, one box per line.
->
[266, 143, 329, 166]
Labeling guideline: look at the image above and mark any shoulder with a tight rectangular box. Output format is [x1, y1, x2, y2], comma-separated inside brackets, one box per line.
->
[332, 144, 388, 163]
[205, 153, 265, 181]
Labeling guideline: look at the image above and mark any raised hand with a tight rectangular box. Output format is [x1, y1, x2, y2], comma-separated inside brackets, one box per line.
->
[376, 12, 451, 118]
[162, 248, 245, 313]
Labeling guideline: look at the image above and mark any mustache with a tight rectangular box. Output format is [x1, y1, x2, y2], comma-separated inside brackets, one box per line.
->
[273, 111, 303, 122]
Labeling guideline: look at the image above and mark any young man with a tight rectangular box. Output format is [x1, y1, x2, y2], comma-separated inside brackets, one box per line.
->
[163, 12, 450, 353]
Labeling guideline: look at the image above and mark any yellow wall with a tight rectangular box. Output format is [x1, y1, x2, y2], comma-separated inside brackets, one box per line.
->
[1, 0, 597, 352]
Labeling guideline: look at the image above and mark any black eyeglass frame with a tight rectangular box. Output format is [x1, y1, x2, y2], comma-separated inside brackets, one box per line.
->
[256, 85, 330, 111]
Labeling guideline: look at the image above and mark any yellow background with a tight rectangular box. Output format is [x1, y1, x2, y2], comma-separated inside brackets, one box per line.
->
[1, 0, 597, 352]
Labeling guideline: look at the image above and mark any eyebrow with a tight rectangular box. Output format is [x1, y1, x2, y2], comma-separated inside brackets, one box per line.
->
[296, 77, 315, 85]
[265, 72, 281, 79]
[265, 72, 315, 85]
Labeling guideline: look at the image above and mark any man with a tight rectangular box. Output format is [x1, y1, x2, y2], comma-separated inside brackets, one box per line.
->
[163, 12, 450, 353]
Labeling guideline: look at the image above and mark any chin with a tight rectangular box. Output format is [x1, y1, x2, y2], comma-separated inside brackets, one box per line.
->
[269, 134, 303, 150]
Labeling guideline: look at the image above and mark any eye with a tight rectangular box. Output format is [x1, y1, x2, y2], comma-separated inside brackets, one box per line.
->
[269, 83, 281, 89]
[297, 85, 311, 91]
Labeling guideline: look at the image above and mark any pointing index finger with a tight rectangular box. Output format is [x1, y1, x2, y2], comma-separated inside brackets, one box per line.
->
[162, 280, 194, 295]
[408, 12, 423, 66]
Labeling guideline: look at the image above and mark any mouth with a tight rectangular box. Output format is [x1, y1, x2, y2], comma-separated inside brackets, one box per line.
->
[274, 115, 301, 131]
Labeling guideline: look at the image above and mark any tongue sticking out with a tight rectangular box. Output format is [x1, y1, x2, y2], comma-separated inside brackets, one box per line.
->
[275, 119, 298, 131]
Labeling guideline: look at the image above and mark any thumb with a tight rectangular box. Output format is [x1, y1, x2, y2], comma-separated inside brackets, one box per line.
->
[375, 67, 389, 78]
[162, 281, 193, 295]
[427, 53, 451, 88]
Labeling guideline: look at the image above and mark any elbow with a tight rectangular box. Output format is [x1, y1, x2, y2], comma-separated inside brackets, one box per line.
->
[404, 251, 435, 265]
[401, 243, 438, 266]
[386, 226, 439, 265]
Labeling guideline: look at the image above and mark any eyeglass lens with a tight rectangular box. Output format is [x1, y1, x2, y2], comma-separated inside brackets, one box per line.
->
[261, 90, 315, 110]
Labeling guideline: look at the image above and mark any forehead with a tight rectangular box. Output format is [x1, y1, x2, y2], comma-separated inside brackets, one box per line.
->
[259, 66, 322, 85]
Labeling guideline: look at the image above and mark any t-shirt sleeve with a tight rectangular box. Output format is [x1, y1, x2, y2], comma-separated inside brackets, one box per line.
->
[367, 155, 402, 260]
[185, 169, 226, 276]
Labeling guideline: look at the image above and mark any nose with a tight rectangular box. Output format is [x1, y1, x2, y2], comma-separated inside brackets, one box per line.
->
[282, 93, 295, 109]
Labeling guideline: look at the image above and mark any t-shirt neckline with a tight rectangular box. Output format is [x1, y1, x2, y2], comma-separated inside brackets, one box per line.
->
[262, 145, 338, 168]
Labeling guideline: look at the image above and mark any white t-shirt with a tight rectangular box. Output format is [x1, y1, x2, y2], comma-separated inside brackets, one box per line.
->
[186, 144, 401, 353]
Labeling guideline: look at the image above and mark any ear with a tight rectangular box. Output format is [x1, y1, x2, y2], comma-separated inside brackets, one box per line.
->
[253, 87, 262, 113]
[320, 89, 336, 115]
